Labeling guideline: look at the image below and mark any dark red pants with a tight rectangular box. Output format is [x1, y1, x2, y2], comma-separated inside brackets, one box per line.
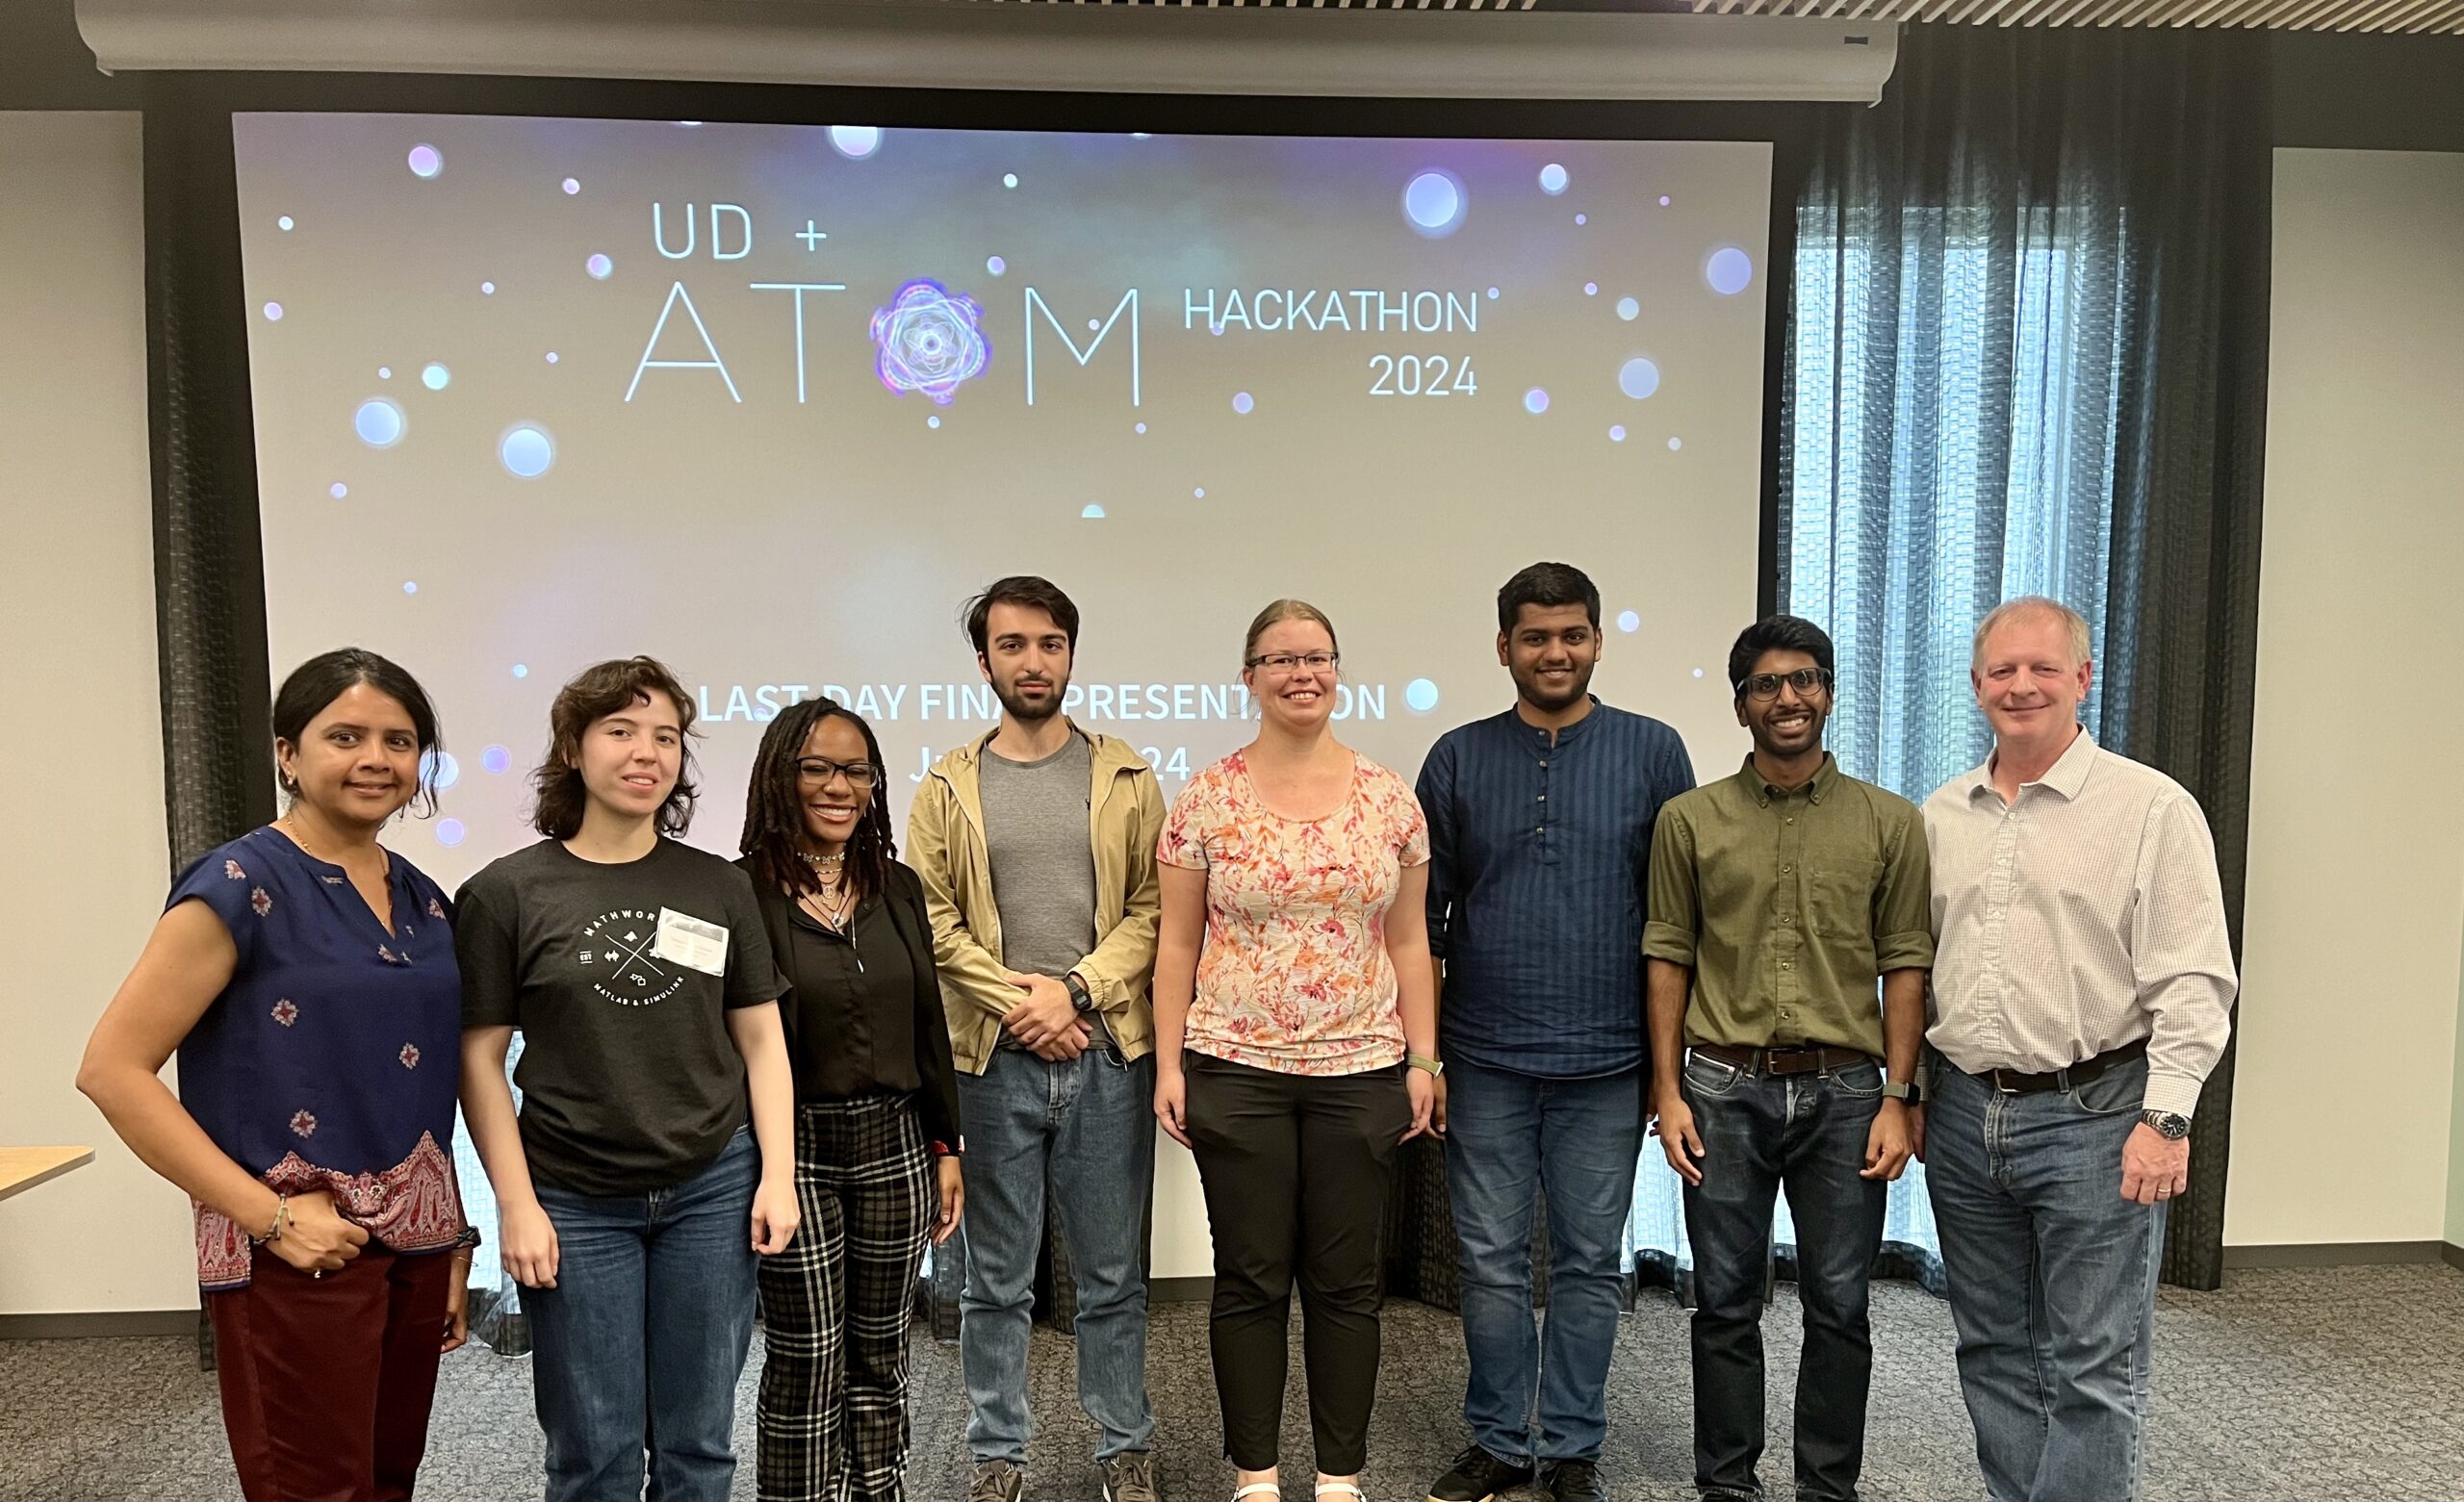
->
[207, 1244, 454, 1502]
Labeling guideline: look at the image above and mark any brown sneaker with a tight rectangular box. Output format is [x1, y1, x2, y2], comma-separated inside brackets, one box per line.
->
[1101, 1451, 1161, 1502]
[968, 1459, 1025, 1502]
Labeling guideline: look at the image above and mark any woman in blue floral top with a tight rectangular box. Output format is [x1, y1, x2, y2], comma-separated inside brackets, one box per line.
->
[80, 649, 475, 1502]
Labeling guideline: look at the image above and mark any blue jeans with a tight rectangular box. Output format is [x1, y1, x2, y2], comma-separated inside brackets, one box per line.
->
[1926, 1053, 2165, 1502]
[1443, 1058, 1643, 1466]
[1680, 1052, 1887, 1502]
[957, 1045, 1157, 1464]
[527, 1127, 761, 1502]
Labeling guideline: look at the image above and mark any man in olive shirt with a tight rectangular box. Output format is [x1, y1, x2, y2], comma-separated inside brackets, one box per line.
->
[1642, 615, 1932, 1502]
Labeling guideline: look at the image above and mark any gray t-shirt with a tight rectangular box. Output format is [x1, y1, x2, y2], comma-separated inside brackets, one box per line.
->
[979, 732, 1099, 985]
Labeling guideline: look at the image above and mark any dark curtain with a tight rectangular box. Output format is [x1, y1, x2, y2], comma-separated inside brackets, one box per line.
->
[1781, 24, 2270, 1290]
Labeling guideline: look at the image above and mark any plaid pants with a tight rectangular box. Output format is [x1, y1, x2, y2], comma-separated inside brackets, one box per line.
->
[757, 1096, 936, 1502]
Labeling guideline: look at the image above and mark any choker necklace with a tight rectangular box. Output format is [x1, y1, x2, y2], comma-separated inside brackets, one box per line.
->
[800, 851, 846, 867]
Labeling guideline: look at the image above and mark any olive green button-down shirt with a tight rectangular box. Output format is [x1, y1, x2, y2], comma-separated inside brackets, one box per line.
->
[1643, 754, 1933, 1057]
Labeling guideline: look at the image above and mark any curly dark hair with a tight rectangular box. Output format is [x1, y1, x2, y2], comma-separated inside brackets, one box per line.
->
[738, 697, 895, 903]
[529, 656, 701, 840]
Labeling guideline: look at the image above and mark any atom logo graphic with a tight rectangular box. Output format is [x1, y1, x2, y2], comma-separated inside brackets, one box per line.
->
[870, 279, 990, 405]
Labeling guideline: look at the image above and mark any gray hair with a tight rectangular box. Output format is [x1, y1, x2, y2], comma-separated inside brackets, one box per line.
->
[1971, 596, 2092, 674]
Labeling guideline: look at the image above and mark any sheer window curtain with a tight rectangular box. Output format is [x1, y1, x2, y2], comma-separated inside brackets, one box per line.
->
[1627, 22, 2269, 1297]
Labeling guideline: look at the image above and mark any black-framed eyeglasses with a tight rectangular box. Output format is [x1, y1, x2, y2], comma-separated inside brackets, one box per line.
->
[1743, 668, 1834, 700]
[796, 757, 884, 790]
[1245, 651, 1340, 675]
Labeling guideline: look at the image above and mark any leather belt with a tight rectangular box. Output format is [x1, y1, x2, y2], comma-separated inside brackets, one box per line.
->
[1690, 1042, 1877, 1077]
[1969, 1035, 2148, 1095]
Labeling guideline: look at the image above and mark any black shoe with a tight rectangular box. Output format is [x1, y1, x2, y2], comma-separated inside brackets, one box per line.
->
[1542, 1461, 1604, 1502]
[1427, 1444, 1535, 1502]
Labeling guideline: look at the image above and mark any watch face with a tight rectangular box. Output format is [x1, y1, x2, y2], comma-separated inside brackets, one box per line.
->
[2144, 1111, 2191, 1139]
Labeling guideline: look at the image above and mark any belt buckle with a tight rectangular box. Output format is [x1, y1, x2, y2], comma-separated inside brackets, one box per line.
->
[1989, 1069, 2020, 1094]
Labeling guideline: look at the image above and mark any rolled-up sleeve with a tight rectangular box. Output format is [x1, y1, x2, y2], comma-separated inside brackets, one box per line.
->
[1641, 801, 1701, 967]
[1873, 801, 1936, 974]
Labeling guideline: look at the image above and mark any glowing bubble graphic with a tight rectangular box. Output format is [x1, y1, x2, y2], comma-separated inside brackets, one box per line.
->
[1134, 422, 1146, 434]
[402, 581, 418, 595]
[1210, 323, 1224, 337]
[1619, 357, 1661, 400]
[277, 216, 295, 231]
[481, 281, 495, 294]
[562, 177, 579, 194]
[1609, 425, 1627, 443]
[1693, 668, 1706, 678]
[481, 745, 511, 775]
[329, 482, 347, 498]
[1194, 488, 1206, 499]
[1082, 504, 1107, 519]
[435, 819, 465, 848]
[422, 750, 460, 792]
[546, 352, 559, 364]
[511, 665, 528, 678]
[1576, 214, 1588, 225]
[1669, 437, 1683, 451]
[586, 253, 612, 279]
[1405, 678, 1441, 714]
[1003, 173, 1018, 189]
[500, 423, 555, 478]
[928, 415, 940, 429]
[1487, 287, 1500, 299]
[1232, 392, 1254, 415]
[407, 144, 442, 178]
[1584, 283, 1598, 296]
[263, 302, 283, 321]
[421, 363, 449, 391]
[1539, 163, 1569, 195]
[1660, 194, 1673, 206]
[870, 278, 990, 406]
[1524, 388, 1550, 415]
[1088, 318, 1101, 332]
[354, 398, 405, 448]
[828, 126, 882, 160]
[1402, 170, 1466, 238]
[378, 367, 391, 379]
[1618, 610, 1641, 634]
[1707, 247, 1755, 296]
[987, 255, 1006, 275]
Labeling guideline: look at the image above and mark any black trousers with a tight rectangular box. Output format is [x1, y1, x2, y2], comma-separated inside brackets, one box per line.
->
[1183, 1052, 1411, 1475]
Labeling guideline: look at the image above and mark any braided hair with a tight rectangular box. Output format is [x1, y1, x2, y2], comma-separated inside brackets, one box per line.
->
[739, 698, 896, 902]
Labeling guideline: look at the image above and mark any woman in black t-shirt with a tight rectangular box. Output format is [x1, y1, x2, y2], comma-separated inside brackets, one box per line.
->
[736, 699, 963, 1502]
[456, 657, 799, 1502]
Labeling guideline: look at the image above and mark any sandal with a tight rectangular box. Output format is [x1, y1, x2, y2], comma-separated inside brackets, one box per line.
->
[1234, 1485, 1281, 1502]
[1314, 1485, 1365, 1501]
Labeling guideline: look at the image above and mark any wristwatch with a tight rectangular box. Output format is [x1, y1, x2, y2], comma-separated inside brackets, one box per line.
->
[2140, 1109, 2192, 1140]
[1063, 973, 1094, 1014]
[1407, 1054, 1446, 1078]
[1882, 1081, 1921, 1105]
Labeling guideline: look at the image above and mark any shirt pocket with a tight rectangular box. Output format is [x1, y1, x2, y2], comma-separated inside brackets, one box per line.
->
[1809, 856, 1884, 947]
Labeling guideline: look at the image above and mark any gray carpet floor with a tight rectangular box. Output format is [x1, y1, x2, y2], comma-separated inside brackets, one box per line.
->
[4, 1264, 2460, 1500]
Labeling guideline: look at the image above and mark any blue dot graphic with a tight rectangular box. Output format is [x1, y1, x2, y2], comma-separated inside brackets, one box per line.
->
[1669, 437, 1684, 451]
[562, 177, 580, 194]
[1134, 422, 1146, 434]
[1082, 504, 1107, 519]
[481, 745, 511, 775]
[422, 750, 460, 791]
[1539, 163, 1569, 195]
[1707, 247, 1755, 296]
[402, 581, 418, 595]
[1575, 214, 1587, 226]
[987, 255, 1006, 275]
[1405, 678, 1441, 714]
[1610, 425, 1627, 443]
[263, 302, 283, 321]
[1584, 283, 1598, 296]
[354, 398, 405, 448]
[1003, 173, 1018, 189]
[828, 126, 882, 160]
[500, 423, 555, 478]
[1524, 388, 1550, 415]
[1194, 488, 1206, 499]
[1617, 296, 1639, 321]
[435, 818, 466, 848]
[1232, 392, 1254, 415]
[512, 664, 528, 678]
[407, 144, 442, 178]
[480, 281, 494, 295]
[421, 363, 449, 391]
[928, 415, 940, 429]
[586, 253, 612, 279]
[546, 352, 559, 364]
[277, 216, 295, 231]
[1619, 357, 1661, 400]
[1618, 610, 1641, 633]
[329, 482, 347, 498]
[1487, 287, 1500, 299]
[378, 367, 391, 379]
[1402, 170, 1466, 237]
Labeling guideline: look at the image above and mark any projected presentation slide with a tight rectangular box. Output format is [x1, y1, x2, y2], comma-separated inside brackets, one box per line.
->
[233, 114, 1770, 884]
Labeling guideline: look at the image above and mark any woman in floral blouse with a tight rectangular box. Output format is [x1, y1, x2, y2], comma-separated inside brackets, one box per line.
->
[80, 649, 475, 1501]
[1152, 599, 1440, 1502]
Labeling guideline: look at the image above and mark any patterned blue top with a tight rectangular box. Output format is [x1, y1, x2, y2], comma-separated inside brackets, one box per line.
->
[1418, 700, 1697, 1078]
[169, 827, 468, 1289]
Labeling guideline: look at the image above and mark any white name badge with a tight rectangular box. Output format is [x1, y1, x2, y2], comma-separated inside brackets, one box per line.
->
[653, 907, 730, 977]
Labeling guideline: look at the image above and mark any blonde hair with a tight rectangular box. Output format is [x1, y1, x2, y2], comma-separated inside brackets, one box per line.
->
[1971, 596, 2092, 674]
[1243, 598, 1340, 667]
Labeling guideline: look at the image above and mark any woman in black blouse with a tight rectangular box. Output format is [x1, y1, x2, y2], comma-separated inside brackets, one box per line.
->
[737, 698, 963, 1502]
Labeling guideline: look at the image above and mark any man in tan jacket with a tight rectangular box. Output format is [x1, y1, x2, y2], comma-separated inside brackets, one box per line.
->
[907, 576, 1167, 1502]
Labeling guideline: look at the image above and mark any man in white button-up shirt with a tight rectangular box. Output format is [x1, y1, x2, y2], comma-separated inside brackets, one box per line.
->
[1920, 597, 2237, 1502]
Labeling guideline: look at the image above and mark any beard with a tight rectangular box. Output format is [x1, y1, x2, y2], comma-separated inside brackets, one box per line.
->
[1512, 658, 1597, 713]
[993, 675, 1066, 725]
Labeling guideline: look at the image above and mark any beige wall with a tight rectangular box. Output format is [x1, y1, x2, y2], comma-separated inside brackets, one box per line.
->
[2227, 147, 2464, 1249]
[0, 112, 198, 1314]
